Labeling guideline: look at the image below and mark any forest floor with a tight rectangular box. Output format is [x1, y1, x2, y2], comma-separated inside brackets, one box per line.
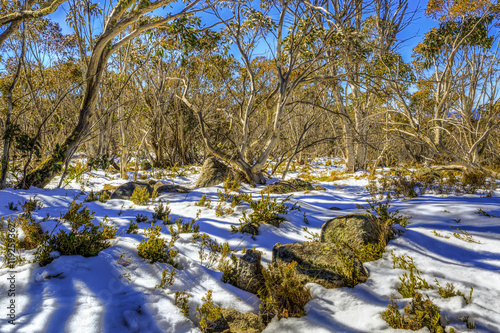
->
[1, 158, 499, 333]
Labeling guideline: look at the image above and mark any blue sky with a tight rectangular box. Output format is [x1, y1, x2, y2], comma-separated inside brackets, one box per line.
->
[46, 0, 437, 62]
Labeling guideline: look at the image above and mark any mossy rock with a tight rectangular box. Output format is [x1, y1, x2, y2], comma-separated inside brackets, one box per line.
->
[220, 308, 266, 333]
[414, 167, 441, 183]
[196, 157, 245, 187]
[241, 222, 260, 235]
[153, 182, 190, 194]
[320, 213, 391, 262]
[314, 185, 326, 191]
[235, 249, 265, 294]
[261, 179, 314, 194]
[272, 242, 368, 288]
[110, 182, 152, 200]
[103, 184, 118, 191]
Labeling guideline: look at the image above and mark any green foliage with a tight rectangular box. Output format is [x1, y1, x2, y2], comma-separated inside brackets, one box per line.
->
[130, 187, 150, 205]
[169, 211, 200, 235]
[85, 190, 110, 203]
[126, 220, 139, 234]
[362, 183, 410, 227]
[398, 269, 432, 298]
[259, 261, 311, 321]
[153, 202, 171, 224]
[136, 214, 149, 223]
[220, 254, 239, 285]
[196, 290, 223, 332]
[21, 196, 43, 213]
[87, 155, 110, 171]
[37, 202, 117, 266]
[302, 226, 320, 242]
[451, 227, 481, 244]
[195, 194, 212, 208]
[137, 224, 178, 266]
[239, 194, 298, 228]
[0, 217, 25, 268]
[382, 294, 444, 333]
[8, 202, 18, 211]
[435, 280, 473, 304]
[193, 232, 231, 269]
[174, 290, 192, 317]
[155, 269, 177, 289]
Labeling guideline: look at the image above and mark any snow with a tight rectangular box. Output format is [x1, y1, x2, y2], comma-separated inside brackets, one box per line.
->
[1, 160, 499, 332]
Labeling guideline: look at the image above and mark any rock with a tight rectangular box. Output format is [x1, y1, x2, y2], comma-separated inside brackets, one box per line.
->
[272, 242, 368, 288]
[140, 161, 152, 170]
[261, 179, 314, 194]
[313, 185, 326, 191]
[329, 206, 342, 210]
[146, 179, 157, 186]
[196, 157, 231, 187]
[236, 250, 265, 294]
[110, 182, 153, 200]
[103, 184, 118, 191]
[153, 182, 190, 194]
[320, 213, 390, 254]
[220, 308, 266, 333]
[414, 167, 441, 183]
[205, 316, 230, 333]
[241, 222, 259, 235]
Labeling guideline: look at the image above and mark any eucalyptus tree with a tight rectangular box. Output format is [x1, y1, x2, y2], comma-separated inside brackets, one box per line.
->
[305, 0, 412, 172]
[388, 0, 500, 174]
[0, 0, 67, 48]
[21, 0, 218, 188]
[178, 0, 341, 183]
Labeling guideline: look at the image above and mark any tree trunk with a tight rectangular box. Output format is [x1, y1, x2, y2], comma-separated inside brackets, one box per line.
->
[19, 48, 110, 188]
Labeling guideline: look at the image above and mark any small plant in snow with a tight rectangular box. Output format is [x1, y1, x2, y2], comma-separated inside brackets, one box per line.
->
[174, 290, 192, 317]
[130, 187, 150, 205]
[153, 202, 171, 224]
[155, 269, 176, 289]
[196, 290, 223, 332]
[137, 224, 178, 266]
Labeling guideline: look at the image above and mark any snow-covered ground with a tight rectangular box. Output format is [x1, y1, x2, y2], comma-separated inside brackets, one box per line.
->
[1, 159, 499, 332]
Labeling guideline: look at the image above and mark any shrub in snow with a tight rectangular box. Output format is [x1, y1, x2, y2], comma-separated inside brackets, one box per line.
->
[37, 202, 117, 265]
[382, 293, 444, 333]
[196, 290, 226, 332]
[174, 290, 192, 317]
[137, 224, 177, 266]
[259, 261, 311, 322]
[130, 187, 150, 205]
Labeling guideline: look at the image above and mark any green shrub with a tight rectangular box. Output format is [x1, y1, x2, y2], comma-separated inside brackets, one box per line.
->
[382, 294, 444, 333]
[259, 261, 311, 322]
[136, 214, 149, 223]
[195, 194, 212, 208]
[137, 224, 178, 266]
[0, 217, 25, 268]
[8, 202, 18, 211]
[152, 202, 171, 224]
[36, 202, 117, 266]
[130, 187, 150, 205]
[239, 194, 298, 228]
[192, 232, 231, 269]
[155, 269, 176, 289]
[21, 196, 43, 213]
[85, 190, 99, 202]
[126, 220, 139, 234]
[220, 254, 239, 285]
[169, 212, 200, 235]
[196, 290, 223, 332]
[435, 280, 473, 304]
[174, 290, 192, 317]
